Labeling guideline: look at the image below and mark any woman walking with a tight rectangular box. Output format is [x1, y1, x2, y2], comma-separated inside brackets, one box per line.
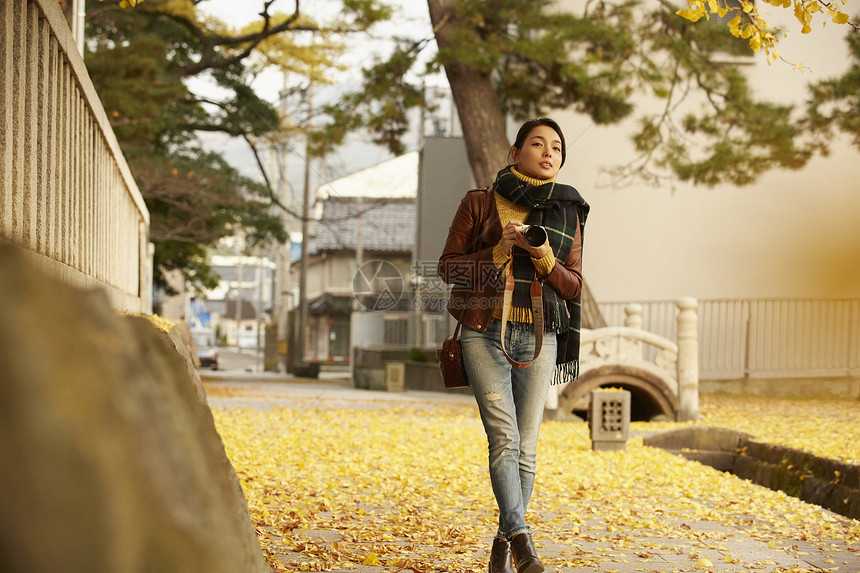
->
[438, 118, 589, 573]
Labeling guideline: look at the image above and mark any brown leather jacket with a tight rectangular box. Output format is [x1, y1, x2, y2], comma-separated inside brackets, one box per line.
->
[437, 188, 583, 333]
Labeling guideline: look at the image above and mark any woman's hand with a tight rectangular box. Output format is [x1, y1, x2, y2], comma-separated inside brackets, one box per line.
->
[499, 220, 521, 257]
[501, 220, 551, 259]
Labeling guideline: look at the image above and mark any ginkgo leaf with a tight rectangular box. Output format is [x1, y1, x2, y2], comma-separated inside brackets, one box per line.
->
[362, 553, 380, 566]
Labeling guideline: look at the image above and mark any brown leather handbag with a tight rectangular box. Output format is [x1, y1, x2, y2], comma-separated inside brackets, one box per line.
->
[438, 318, 469, 389]
[438, 190, 490, 389]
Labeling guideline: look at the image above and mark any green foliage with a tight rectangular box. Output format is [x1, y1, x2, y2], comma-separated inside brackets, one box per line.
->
[444, 0, 641, 124]
[127, 146, 286, 294]
[85, 0, 388, 291]
[312, 39, 427, 156]
[407, 347, 429, 362]
[204, 67, 281, 136]
[805, 27, 860, 151]
[85, 31, 191, 146]
[317, 0, 820, 188]
[341, 0, 394, 28]
[617, 9, 816, 187]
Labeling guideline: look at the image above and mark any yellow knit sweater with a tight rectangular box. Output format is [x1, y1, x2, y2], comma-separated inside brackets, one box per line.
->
[490, 168, 557, 322]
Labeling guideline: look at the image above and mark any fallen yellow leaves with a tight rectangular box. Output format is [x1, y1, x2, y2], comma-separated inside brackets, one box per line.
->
[118, 311, 175, 332]
[694, 395, 860, 466]
[210, 393, 859, 572]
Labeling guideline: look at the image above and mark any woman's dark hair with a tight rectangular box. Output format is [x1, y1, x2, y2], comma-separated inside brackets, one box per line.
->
[511, 117, 566, 167]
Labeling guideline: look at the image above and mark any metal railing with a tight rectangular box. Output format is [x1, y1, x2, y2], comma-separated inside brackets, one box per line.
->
[599, 298, 860, 379]
[0, 0, 150, 313]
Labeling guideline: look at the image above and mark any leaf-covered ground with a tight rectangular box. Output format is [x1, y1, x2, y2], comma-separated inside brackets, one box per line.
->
[694, 395, 860, 465]
[209, 389, 860, 572]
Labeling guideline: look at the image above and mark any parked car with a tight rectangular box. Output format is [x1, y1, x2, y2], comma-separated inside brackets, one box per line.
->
[192, 328, 219, 370]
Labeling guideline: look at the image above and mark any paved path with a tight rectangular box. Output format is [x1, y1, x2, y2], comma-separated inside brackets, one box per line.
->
[202, 374, 860, 573]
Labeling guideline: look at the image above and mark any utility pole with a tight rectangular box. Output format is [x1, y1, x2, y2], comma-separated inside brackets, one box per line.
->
[297, 83, 313, 366]
[256, 251, 263, 371]
[234, 233, 244, 348]
[276, 74, 291, 372]
[356, 197, 364, 270]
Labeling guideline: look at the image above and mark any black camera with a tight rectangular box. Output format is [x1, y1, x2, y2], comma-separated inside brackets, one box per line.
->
[518, 225, 548, 247]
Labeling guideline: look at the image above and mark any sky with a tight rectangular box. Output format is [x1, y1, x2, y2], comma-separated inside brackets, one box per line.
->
[191, 0, 450, 211]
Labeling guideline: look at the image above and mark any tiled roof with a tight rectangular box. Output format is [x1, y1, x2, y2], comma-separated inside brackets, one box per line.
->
[310, 197, 414, 254]
[223, 299, 258, 320]
[307, 293, 354, 315]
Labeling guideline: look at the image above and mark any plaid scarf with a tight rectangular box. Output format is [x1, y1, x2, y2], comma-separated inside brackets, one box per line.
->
[492, 166, 589, 385]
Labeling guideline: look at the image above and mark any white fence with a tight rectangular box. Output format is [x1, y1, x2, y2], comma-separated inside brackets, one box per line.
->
[599, 298, 860, 380]
[353, 297, 859, 383]
[0, 0, 151, 312]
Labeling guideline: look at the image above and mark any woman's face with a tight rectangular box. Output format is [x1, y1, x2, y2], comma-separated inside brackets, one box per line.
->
[511, 125, 563, 180]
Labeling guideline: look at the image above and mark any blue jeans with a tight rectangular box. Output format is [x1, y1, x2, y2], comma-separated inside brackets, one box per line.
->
[461, 318, 557, 539]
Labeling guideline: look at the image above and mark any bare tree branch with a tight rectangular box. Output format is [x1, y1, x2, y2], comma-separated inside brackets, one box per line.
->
[242, 133, 314, 222]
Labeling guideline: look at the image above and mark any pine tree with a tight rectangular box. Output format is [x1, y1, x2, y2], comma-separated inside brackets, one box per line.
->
[82, 0, 391, 292]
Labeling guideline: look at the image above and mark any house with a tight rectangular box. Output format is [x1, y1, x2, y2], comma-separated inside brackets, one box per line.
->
[167, 250, 276, 349]
[295, 153, 419, 363]
[207, 254, 276, 313]
[199, 298, 260, 347]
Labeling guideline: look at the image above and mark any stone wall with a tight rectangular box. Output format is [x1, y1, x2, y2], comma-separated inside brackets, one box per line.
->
[0, 243, 271, 573]
[644, 426, 860, 520]
[734, 439, 860, 520]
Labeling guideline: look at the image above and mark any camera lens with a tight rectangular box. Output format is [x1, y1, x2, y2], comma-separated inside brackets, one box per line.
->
[524, 226, 547, 247]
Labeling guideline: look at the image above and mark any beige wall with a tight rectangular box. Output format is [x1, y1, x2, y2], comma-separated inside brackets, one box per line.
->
[553, 1, 860, 302]
[307, 254, 355, 299]
[308, 253, 414, 302]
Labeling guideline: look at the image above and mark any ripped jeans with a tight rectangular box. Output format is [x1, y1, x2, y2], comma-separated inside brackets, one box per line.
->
[461, 318, 557, 539]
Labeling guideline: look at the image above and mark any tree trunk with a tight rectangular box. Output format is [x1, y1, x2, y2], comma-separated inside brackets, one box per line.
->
[426, 0, 508, 187]
[426, 0, 607, 330]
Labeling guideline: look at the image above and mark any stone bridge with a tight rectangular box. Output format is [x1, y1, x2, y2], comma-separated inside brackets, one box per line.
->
[547, 298, 700, 422]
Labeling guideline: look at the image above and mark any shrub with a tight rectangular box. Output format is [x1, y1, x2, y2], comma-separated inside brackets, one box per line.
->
[407, 347, 429, 362]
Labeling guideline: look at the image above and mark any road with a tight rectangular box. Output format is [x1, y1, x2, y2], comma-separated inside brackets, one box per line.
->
[202, 348, 351, 380]
[207, 347, 263, 372]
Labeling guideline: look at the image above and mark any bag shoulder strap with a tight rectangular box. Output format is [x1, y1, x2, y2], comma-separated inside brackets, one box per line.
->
[500, 267, 543, 368]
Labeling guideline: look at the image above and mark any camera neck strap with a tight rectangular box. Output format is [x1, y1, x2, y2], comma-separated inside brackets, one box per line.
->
[500, 265, 544, 368]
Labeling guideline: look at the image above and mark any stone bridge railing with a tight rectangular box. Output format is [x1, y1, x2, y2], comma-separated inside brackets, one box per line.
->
[547, 298, 699, 422]
[1, 0, 151, 313]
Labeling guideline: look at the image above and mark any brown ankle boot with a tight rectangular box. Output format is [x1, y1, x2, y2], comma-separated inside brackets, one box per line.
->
[509, 532, 544, 573]
[489, 537, 514, 573]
